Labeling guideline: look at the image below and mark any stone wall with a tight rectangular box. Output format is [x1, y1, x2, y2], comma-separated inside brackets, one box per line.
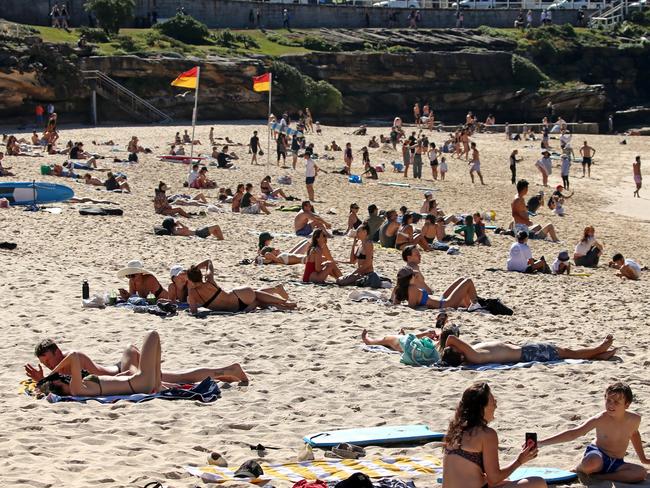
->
[4, 0, 587, 29]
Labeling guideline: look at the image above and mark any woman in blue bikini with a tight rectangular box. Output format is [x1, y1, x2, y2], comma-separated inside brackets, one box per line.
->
[392, 267, 480, 310]
[443, 382, 545, 488]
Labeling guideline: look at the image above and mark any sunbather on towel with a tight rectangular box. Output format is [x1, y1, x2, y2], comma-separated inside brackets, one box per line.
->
[392, 266, 480, 310]
[35, 331, 249, 397]
[257, 232, 310, 265]
[361, 315, 454, 352]
[441, 334, 616, 367]
[161, 217, 224, 240]
[187, 259, 297, 313]
[25, 335, 247, 387]
[117, 260, 169, 301]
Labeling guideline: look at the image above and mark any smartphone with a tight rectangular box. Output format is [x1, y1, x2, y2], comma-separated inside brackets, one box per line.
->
[525, 432, 537, 449]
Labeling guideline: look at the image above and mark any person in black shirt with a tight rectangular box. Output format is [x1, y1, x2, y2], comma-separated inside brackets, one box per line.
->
[526, 191, 544, 214]
[249, 131, 260, 165]
[216, 145, 233, 169]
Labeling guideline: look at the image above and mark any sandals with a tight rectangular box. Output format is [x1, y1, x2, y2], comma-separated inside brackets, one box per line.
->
[325, 443, 366, 459]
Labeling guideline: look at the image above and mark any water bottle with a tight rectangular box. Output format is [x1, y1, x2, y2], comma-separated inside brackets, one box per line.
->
[82, 280, 89, 300]
[146, 292, 156, 305]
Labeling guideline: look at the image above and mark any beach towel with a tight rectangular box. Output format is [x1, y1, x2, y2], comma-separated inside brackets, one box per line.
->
[361, 346, 588, 371]
[44, 377, 221, 404]
[186, 455, 442, 484]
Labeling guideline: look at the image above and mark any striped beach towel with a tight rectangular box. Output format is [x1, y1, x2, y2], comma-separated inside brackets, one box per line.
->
[186, 455, 442, 484]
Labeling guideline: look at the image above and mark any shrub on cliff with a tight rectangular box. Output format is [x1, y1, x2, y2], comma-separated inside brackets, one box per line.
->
[79, 27, 110, 43]
[155, 14, 210, 45]
[511, 54, 549, 88]
[84, 0, 135, 35]
[387, 45, 415, 54]
[213, 30, 260, 49]
[301, 36, 339, 52]
[271, 61, 343, 115]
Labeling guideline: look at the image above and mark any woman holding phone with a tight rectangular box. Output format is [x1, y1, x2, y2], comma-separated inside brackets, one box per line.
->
[443, 382, 547, 488]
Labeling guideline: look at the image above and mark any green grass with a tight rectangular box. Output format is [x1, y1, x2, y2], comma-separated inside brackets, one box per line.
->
[33, 25, 79, 43]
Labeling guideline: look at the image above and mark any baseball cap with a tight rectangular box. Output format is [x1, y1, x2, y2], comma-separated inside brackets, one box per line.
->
[169, 265, 184, 278]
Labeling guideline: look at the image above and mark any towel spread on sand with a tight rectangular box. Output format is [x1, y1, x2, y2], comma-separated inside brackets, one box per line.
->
[39, 377, 221, 404]
[362, 345, 588, 371]
[186, 455, 442, 483]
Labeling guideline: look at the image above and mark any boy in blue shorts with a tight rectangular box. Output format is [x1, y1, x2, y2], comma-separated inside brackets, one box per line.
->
[539, 382, 649, 483]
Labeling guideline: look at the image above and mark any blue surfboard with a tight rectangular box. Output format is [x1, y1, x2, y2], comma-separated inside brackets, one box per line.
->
[511, 467, 577, 484]
[304, 425, 444, 447]
[0, 182, 74, 205]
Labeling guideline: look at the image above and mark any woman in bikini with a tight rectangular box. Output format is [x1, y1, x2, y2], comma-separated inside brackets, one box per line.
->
[347, 203, 362, 233]
[36, 331, 250, 397]
[117, 261, 169, 301]
[260, 175, 288, 199]
[337, 223, 376, 286]
[392, 267, 479, 310]
[303, 229, 342, 283]
[187, 260, 296, 314]
[256, 232, 310, 265]
[395, 212, 429, 251]
[443, 382, 545, 488]
[154, 182, 191, 218]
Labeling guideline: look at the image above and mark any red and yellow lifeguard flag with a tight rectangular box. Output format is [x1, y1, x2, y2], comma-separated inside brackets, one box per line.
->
[171, 67, 199, 89]
[253, 73, 271, 92]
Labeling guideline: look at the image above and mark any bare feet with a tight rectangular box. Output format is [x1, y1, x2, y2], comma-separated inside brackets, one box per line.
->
[216, 363, 249, 385]
[361, 329, 370, 344]
[593, 348, 617, 361]
[597, 334, 614, 353]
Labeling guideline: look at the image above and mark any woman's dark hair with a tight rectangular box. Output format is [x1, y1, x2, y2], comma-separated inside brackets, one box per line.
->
[263, 175, 271, 181]
[186, 266, 203, 283]
[441, 347, 463, 367]
[394, 270, 413, 302]
[464, 215, 473, 226]
[446, 382, 491, 449]
[37, 372, 71, 396]
[309, 228, 325, 254]
[236, 184, 245, 191]
[425, 214, 436, 224]
[402, 213, 414, 225]
[357, 222, 370, 238]
[386, 210, 397, 221]
[581, 226, 594, 243]
[439, 324, 459, 350]
[158, 181, 166, 191]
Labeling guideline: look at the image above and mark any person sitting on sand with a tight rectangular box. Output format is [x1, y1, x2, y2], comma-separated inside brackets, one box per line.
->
[303, 229, 343, 283]
[336, 223, 379, 286]
[379, 210, 400, 248]
[34, 331, 249, 397]
[69, 142, 98, 168]
[240, 183, 271, 215]
[368, 136, 379, 148]
[609, 253, 643, 280]
[393, 266, 480, 310]
[187, 259, 296, 313]
[0, 152, 14, 176]
[511, 180, 559, 241]
[182, 130, 201, 145]
[260, 175, 288, 199]
[231, 183, 245, 212]
[215, 146, 234, 169]
[167, 265, 188, 303]
[395, 212, 430, 251]
[154, 182, 191, 218]
[574, 226, 603, 267]
[366, 204, 385, 242]
[441, 334, 617, 366]
[192, 167, 217, 189]
[443, 382, 546, 488]
[127, 136, 146, 154]
[104, 172, 131, 192]
[117, 260, 169, 301]
[161, 217, 224, 240]
[538, 382, 650, 484]
[347, 203, 362, 233]
[454, 215, 476, 245]
[507, 231, 549, 273]
[294, 201, 331, 237]
[83, 173, 103, 186]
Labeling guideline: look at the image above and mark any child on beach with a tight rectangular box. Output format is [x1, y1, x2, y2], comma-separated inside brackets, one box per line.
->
[609, 253, 644, 280]
[539, 382, 650, 483]
[439, 156, 448, 180]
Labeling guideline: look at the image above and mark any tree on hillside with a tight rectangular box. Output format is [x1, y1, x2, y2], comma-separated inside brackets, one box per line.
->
[84, 0, 135, 35]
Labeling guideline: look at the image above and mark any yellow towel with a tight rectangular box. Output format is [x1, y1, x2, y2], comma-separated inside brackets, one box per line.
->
[186, 455, 442, 483]
[19, 379, 37, 396]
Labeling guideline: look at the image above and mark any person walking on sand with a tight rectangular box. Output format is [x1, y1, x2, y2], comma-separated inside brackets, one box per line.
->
[633, 156, 642, 198]
[469, 142, 485, 185]
[304, 153, 319, 202]
[249, 130, 260, 165]
[580, 140, 596, 178]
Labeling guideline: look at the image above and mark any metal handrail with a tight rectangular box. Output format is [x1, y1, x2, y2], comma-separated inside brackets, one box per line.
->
[81, 70, 172, 123]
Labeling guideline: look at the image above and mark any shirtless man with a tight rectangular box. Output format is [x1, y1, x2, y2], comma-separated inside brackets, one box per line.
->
[441, 334, 616, 366]
[511, 179, 559, 241]
[633, 156, 642, 198]
[83, 173, 103, 186]
[468, 142, 485, 185]
[580, 140, 596, 178]
[24, 338, 248, 384]
[294, 200, 331, 237]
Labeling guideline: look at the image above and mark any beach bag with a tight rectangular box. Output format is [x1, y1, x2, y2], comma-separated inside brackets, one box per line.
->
[400, 334, 440, 366]
[335, 472, 374, 488]
[292, 481, 328, 488]
[355, 271, 383, 289]
[478, 297, 513, 316]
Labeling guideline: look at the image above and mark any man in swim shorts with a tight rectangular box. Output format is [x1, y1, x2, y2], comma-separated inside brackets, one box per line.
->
[511, 179, 559, 241]
[294, 201, 330, 237]
[468, 142, 485, 185]
[579, 140, 596, 178]
[633, 156, 642, 198]
[440, 334, 616, 366]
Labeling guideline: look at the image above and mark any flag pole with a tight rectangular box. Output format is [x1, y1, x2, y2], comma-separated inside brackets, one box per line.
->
[267, 73, 272, 166]
[190, 66, 200, 159]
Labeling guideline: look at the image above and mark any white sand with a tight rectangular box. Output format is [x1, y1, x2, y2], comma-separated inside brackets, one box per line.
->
[1, 122, 649, 487]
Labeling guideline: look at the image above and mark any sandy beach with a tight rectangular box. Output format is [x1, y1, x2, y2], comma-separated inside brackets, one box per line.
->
[1, 121, 649, 488]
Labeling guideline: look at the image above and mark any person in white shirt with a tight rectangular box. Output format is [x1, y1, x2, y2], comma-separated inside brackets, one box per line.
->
[552, 250, 571, 275]
[609, 253, 643, 280]
[304, 153, 319, 202]
[560, 153, 572, 189]
[559, 129, 571, 150]
[187, 163, 200, 187]
[574, 226, 603, 267]
[536, 150, 553, 186]
[507, 231, 549, 273]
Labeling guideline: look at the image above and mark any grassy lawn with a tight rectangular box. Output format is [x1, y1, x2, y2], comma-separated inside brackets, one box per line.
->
[28, 25, 311, 57]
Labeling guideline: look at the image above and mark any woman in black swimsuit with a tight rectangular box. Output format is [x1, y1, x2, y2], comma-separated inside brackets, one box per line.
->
[443, 382, 545, 488]
[186, 260, 296, 314]
[347, 203, 362, 233]
[337, 223, 376, 286]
